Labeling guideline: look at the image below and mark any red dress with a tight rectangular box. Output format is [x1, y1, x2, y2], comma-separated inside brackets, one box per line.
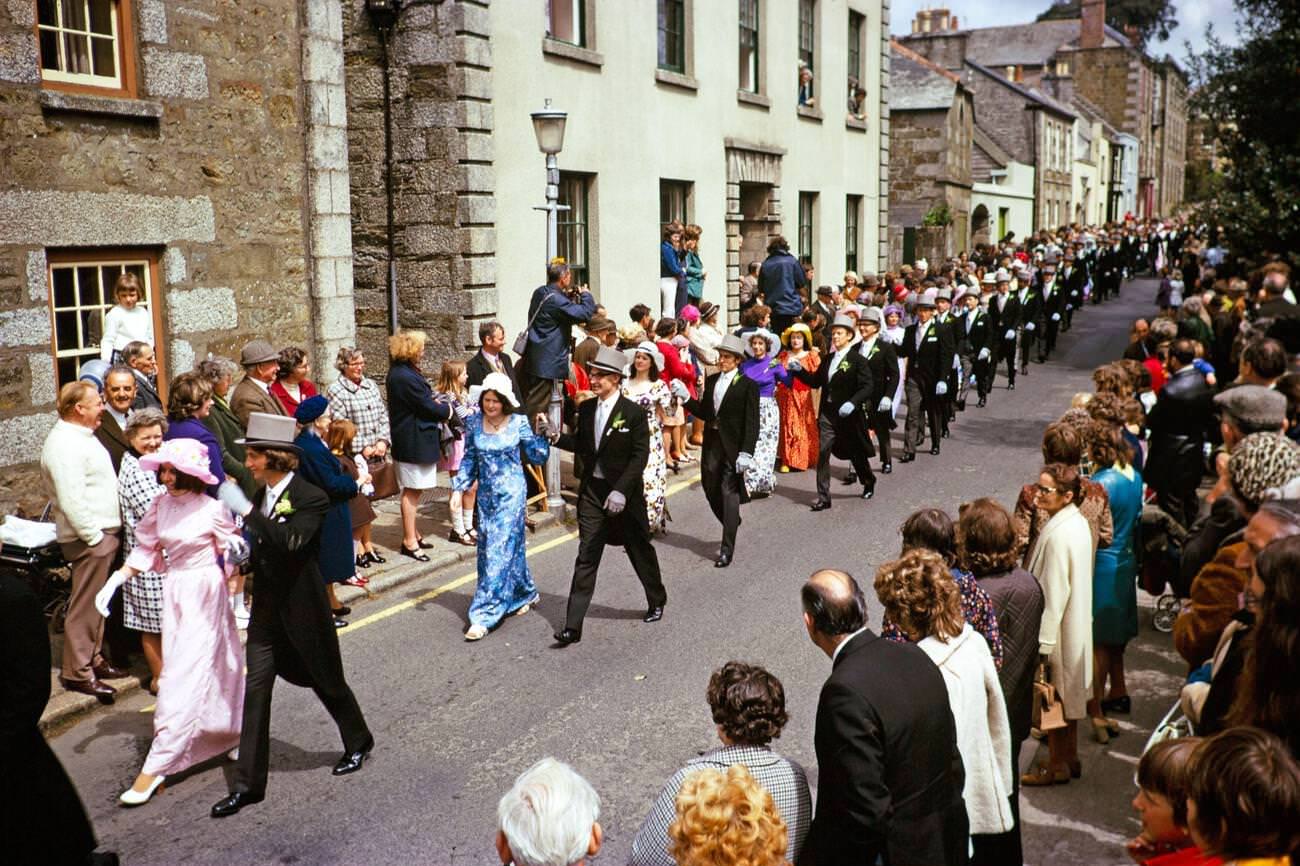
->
[776, 349, 820, 470]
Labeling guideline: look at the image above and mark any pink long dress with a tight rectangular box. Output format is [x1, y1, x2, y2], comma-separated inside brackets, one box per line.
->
[125, 491, 245, 776]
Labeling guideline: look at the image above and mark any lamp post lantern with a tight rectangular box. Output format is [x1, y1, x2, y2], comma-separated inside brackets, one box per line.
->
[530, 100, 570, 512]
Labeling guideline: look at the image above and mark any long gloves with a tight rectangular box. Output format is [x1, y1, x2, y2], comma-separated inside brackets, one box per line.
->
[669, 379, 690, 401]
[977, 347, 991, 361]
[603, 490, 626, 516]
[935, 381, 949, 396]
[878, 396, 892, 412]
[218, 479, 254, 518]
[94, 570, 129, 618]
[838, 402, 855, 418]
[735, 452, 754, 473]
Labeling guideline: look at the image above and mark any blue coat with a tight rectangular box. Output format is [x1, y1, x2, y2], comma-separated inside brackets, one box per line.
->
[293, 430, 358, 584]
[524, 283, 596, 381]
[164, 416, 226, 496]
[386, 361, 451, 465]
[757, 249, 807, 316]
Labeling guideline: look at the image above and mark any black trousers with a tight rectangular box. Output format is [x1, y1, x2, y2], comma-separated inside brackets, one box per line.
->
[996, 337, 1017, 386]
[815, 414, 874, 500]
[699, 440, 744, 556]
[870, 414, 893, 465]
[903, 378, 942, 454]
[1018, 326, 1037, 369]
[1041, 316, 1060, 358]
[563, 481, 666, 630]
[769, 312, 799, 336]
[234, 627, 371, 795]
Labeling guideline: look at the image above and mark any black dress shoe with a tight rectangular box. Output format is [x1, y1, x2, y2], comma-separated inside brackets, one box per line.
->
[399, 544, 430, 562]
[367, 550, 387, 564]
[61, 677, 116, 704]
[861, 485, 875, 500]
[810, 500, 832, 512]
[332, 736, 374, 776]
[714, 552, 733, 567]
[356, 554, 372, 569]
[415, 537, 434, 550]
[1008, 381, 1015, 390]
[553, 628, 582, 646]
[332, 616, 348, 629]
[899, 453, 916, 463]
[977, 397, 987, 408]
[881, 463, 892, 474]
[941, 429, 950, 439]
[643, 606, 664, 623]
[211, 790, 264, 818]
[332, 606, 351, 617]
[841, 472, 857, 485]
[93, 662, 128, 680]
[930, 446, 942, 455]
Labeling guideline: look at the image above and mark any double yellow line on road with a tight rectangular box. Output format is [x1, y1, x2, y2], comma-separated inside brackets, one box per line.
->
[336, 473, 701, 638]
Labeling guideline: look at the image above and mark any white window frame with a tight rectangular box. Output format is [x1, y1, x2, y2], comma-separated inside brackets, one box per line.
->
[37, 0, 125, 90]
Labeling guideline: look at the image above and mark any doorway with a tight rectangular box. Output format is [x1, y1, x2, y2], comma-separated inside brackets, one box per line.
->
[738, 183, 771, 276]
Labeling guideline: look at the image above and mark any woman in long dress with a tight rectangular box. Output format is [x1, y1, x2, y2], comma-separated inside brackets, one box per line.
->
[775, 323, 819, 472]
[1022, 462, 1094, 787]
[740, 328, 793, 496]
[95, 437, 245, 806]
[622, 342, 674, 533]
[117, 408, 169, 693]
[455, 372, 550, 641]
[1086, 422, 1143, 743]
[881, 304, 908, 418]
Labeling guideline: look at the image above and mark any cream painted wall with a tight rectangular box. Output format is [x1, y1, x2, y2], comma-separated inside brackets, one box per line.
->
[972, 161, 1035, 244]
[491, 0, 884, 336]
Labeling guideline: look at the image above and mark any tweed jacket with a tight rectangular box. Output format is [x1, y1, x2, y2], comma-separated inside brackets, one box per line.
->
[230, 375, 286, 429]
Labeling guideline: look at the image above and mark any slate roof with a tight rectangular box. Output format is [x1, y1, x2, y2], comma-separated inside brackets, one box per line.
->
[962, 19, 1080, 68]
[890, 41, 961, 112]
[964, 60, 1077, 120]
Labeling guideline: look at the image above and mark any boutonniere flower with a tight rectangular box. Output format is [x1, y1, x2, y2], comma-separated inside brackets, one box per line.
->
[609, 413, 626, 431]
[837, 359, 851, 374]
[273, 496, 295, 517]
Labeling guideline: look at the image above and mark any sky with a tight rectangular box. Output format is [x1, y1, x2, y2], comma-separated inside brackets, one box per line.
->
[889, 0, 1244, 69]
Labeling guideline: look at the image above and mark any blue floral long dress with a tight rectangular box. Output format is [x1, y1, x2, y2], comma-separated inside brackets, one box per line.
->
[453, 413, 550, 629]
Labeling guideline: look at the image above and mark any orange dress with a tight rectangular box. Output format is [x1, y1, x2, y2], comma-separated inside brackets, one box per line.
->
[776, 349, 820, 470]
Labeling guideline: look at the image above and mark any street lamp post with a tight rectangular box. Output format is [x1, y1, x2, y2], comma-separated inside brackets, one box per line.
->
[530, 101, 569, 512]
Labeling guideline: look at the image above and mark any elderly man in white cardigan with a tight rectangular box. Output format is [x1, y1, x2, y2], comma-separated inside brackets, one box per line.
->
[40, 381, 124, 704]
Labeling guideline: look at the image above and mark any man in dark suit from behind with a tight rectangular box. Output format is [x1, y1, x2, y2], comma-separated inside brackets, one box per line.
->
[800, 569, 969, 866]
[551, 346, 667, 646]
[467, 320, 517, 392]
[1144, 338, 1217, 528]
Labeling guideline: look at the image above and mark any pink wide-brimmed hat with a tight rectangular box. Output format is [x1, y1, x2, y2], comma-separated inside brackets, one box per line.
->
[138, 437, 219, 485]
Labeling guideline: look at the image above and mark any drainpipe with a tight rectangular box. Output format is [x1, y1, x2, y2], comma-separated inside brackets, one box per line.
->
[379, 25, 398, 335]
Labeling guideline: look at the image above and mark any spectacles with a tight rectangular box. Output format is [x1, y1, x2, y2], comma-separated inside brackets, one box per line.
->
[1035, 484, 1059, 495]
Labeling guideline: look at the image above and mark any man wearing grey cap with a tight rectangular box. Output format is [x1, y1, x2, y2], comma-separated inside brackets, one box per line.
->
[230, 340, 288, 429]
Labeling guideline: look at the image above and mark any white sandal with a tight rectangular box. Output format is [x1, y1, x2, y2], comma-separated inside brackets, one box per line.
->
[464, 624, 488, 641]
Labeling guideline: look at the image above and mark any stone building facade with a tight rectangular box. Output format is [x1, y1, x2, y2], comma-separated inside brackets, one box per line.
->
[0, 0, 355, 513]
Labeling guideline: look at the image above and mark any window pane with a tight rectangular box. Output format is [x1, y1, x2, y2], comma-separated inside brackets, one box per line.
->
[88, 0, 114, 35]
[57, 357, 78, 388]
[76, 266, 101, 305]
[739, 0, 759, 93]
[38, 0, 58, 25]
[52, 267, 76, 308]
[39, 29, 60, 70]
[61, 0, 88, 30]
[63, 32, 90, 74]
[55, 311, 80, 351]
[90, 36, 115, 78]
[81, 308, 103, 349]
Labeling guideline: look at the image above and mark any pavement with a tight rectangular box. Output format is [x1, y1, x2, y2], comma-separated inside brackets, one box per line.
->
[47, 279, 1184, 866]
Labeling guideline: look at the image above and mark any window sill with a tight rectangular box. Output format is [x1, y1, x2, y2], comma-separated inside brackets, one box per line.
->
[796, 104, 823, 122]
[39, 89, 163, 120]
[541, 37, 604, 68]
[655, 68, 698, 92]
[846, 115, 868, 132]
[736, 90, 770, 109]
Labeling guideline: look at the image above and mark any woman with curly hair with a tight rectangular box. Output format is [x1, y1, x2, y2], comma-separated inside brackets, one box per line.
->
[162, 371, 225, 495]
[630, 662, 810, 866]
[668, 764, 790, 866]
[1013, 419, 1113, 559]
[269, 345, 319, 415]
[875, 548, 1014, 862]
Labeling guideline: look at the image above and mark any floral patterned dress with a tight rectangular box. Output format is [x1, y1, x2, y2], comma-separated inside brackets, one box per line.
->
[623, 378, 674, 532]
[741, 355, 794, 496]
[453, 414, 550, 629]
[775, 349, 820, 470]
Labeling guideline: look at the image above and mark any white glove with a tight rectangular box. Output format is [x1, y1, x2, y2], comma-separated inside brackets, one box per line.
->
[878, 397, 892, 412]
[1004, 329, 1016, 341]
[735, 452, 754, 473]
[785, 358, 803, 372]
[935, 381, 949, 396]
[838, 402, 855, 418]
[1025, 322, 1036, 332]
[361, 482, 376, 497]
[218, 479, 254, 518]
[978, 347, 991, 361]
[969, 377, 978, 388]
[95, 570, 129, 618]
[603, 490, 626, 516]
[1065, 304, 1073, 311]
[1051, 313, 1061, 322]
[669, 379, 690, 401]
[225, 535, 251, 568]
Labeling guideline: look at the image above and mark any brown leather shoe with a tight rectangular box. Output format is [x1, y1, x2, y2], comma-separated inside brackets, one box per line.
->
[61, 677, 117, 704]
[93, 662, 129, 680]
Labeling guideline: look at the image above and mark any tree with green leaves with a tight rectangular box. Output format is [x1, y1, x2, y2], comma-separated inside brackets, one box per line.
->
[1037, 0, 1175, 47]
[1187, 0, 1300, 265]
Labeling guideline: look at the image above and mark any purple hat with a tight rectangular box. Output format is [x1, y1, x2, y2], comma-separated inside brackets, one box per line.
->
[294, 394, 330, 423]
[139, 438, 219, 486]
[882, 303, 905, 319]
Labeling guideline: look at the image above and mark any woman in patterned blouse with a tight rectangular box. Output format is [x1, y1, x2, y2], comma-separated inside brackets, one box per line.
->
[117, 408, 169, 693]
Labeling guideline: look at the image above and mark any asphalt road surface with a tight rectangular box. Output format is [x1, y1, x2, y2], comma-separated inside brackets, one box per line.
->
[53, 279, 1182, 866]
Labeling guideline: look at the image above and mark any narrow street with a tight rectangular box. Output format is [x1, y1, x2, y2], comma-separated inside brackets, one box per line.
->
[52, 280, 1178, 866]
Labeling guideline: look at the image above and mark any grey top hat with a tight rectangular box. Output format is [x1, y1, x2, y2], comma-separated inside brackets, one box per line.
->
[236, 412, 301, 452]
[916, 289, 939, 308]
[716, 333, 748, 358]
[589, 345, 628, 375]
[860, 306, 883, 326]
[936, 288, 953, 301]
[830, 313, 857, 332]
[240, 339, 278, 367]
[1215, 385, 1287, 429]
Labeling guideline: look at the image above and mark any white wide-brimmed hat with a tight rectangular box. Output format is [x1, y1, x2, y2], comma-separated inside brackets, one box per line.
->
[744, 328, 778, 356]
[470, 371, 520, 410]
[629, 340, 665, 372]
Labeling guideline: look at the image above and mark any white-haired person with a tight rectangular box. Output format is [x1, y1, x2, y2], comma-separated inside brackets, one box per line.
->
[453, 372, 550, 641]
[496, 758, 602, 866]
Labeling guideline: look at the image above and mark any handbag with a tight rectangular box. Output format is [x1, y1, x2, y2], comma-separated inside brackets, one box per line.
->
[1032, 663, 1068, 732]
[365, 455, 399, 501]
[513, 293, 551, 356]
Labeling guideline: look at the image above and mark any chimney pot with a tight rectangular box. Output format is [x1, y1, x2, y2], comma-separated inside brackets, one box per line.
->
[951, 15, 958, 29]
[1081, 0, 1105, 50]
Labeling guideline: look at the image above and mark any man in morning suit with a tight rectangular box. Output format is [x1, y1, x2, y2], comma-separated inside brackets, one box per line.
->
[899, 291, 955, 461]
[467, 320, 517, 391]
[1036, 262, 1063, 362]
[552, 346, 667, 646]
[675, 334, 759, 568]
[955, 286, 993, 409]
[211, 413, 373, 818]
[1060, 252, 1084, 331]
[985, 269, 1020, 391]
[230, 340, 287, 429]
[800, 569, 968, 866]
[852, 307, 899, 477]
[788, 314, 876, 510]
[1014, 268, 1042, 375]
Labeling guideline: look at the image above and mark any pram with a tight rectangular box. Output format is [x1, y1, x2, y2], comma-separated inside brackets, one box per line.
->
[1139, 504, 1187, 633]
[0, 506, 72, 632]
[1142, 698, 1194, 756]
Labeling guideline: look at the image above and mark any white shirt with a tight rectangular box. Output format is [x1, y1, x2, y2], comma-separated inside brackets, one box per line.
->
[263, 471, 296, 517]
[482, 349, 505, 374]
[106, 405, 130, 429]
[858, 335, 877, 359]
[713, 369, 739, 414]
[593, 392, 620, 450]
[40, 419, 121, 545]
[830, 337, 860, 374]
[251, 377, 271, 394]
[831, 627, 870, 664]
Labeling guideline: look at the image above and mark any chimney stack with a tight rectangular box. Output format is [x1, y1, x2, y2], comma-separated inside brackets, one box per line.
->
[1080, 0, 1105, 49]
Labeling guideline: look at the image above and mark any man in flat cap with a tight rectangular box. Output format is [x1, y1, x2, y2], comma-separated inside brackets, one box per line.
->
[572, 315, 618, 377]
[230, 340, 287, 429]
